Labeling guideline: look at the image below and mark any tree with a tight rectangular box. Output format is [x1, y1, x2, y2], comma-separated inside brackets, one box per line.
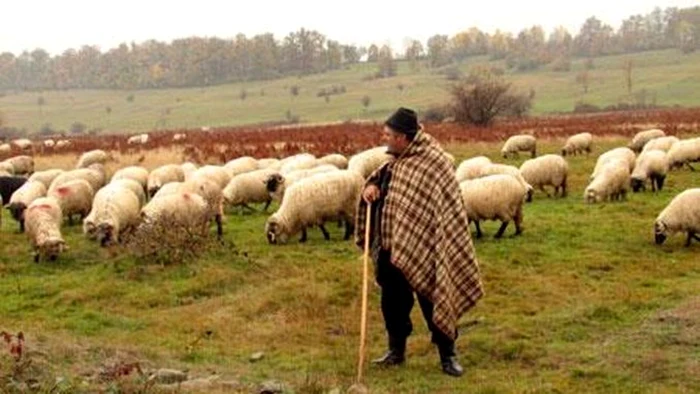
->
[37, 96, 46, 114]
[70, 122, 86, 134]
[427, 35, 450, 67]
[290, 85, 300, 98]
[449, 68, 534, 126]
[367, 44, 379, 62]
[404, 40, 424, 71]
[361, 95, 371, 110]
[623, 59, 633, 94]
[376, 45, 397, 78]
[576, 70, 590, 94]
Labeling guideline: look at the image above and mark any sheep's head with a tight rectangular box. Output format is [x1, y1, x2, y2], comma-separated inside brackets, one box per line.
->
[7, 203, 26, 222]
[147, 186, 160, 198]
[40, 237, 67, 261]
[584, 187, 599, 204]
[264, 174, 284, 193]
[265, 215, 288, 245]
[83, 219, 97, 240]
[525, 185, 534, 203]
[561, 148, 568, 157]
[631, 177, 646, 193]
[654, 221, 668, 245]
[96, 222, 115, 247]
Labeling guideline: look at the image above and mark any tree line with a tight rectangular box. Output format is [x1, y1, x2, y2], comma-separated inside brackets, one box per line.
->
[0, 6, 698, 91]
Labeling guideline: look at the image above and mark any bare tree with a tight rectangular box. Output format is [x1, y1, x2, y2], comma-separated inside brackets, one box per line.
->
[623, 58, 633, 95]
[576, 70, 590, 94]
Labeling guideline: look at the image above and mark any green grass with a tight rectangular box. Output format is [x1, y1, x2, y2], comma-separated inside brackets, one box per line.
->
[2, 136, 700, 392]
[2, 49, 700, 134]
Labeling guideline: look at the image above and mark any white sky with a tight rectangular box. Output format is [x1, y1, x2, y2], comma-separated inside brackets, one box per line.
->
[1, 0, 698, 55]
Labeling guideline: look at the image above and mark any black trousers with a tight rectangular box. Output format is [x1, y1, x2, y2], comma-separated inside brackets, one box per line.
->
[376, 249, 456, 348]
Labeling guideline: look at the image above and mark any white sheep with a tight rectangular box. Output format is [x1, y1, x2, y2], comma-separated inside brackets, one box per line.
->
[110, 179, 147, 207]
[347, 147, 392, 179]
[0, 161, 14, 175]
[456, 156, 492, 182]
[152, 177, 225, 237]
[173, 133, 187, 142]
[257, 158, 282, 171]
[265, 170, 364, 244]
[0, 143, 11, 156]
[459, 174, 527, 239]
[11, 139, 33, 151]
[519, 154, 569, 198]
[127, 133, 149, 145]
[111, 166, 149, 190]
[280, 153, 317, 174]
[6, 181, 47, 232]
[76, 149, 109, 169]
[147, 164, 185, 197]
[654, 188, 700, 247]
[666, 137, 700, 171]
[584, 159, 630, 203]
[83, 183, 142, 246]
[24, 197, 66, 262]
[631, 150, 670, 193]
[223, 169, 278, 211]
[265, 164, 340, 202]
[188, 165, 231, 190]
[43, 139, 55, 148]
[590, 147, 636, 180]
[180, 162, 198, 179]
[49, 168, 106, 195]
[28, 169, 65, 189]
[478, 163, 534, 202]
[317, 154, 348, 169]
[138, 192, 210, 239]
[224, 156, 259, 177]
[628, 128, 665, 152]
[561, 132, 593, 156]
[642, 136, 679, 153]
[4, 155, 34, 175]
[55, 140, 71, 149]
[501, 135, 537, 158]
[47, 179, 94, 225]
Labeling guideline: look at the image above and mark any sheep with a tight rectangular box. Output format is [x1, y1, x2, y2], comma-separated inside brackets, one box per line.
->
[456, 156, 492, 182]
[138, 192, 210, 240]
[0, 143, 11, 156]
[83, 183, 142, 246]
[223, 169, 278, 211]
[265, 165, 339, 202]
[348, 147, 392, 179]
[188, 165, 231, 190]
[561, 132, 593, 156]
[280, 153, 317, 174]
[501, 135, 537, 158]
[584, 159, 630, 203]
[590, 147, 636, 180]
[317, 153, 348, 169]
[224, 156, 259, 177]
[631, 150, 670, 193]
[666, 138, 700, 171]
[24, 197, 66, 262]
[55, 140, 71, 149]
[0, 161, 14, 175]
[76, 149, 109, 168]
[629, 128, 666, 152]
[257, 158, 282, 171]
[28, 169, 65, 189]
[4, 155, 34, 175]
[478, 163, 534, 202]
[49, 168, 106, 195]
[181, 162, 198, 179]
[11, 139, 33, 152]
[459, 174, 527, 239]
[109, 179, 147, 207]
[265, 170, 364, 244]
[47, 179, 94, 225]
[146, 164, 185, 197]
[173, 133, 187, 142]
[2, 176, 32, 230]
[127, 133, 149, 145]
[519, 154, 569, 198]
[642, 136, 679, 153]
[654, 188, 700, 247]
[111, 166, 149, 191]
[43, 139, 55, 148]
[151, 176, 225, 237]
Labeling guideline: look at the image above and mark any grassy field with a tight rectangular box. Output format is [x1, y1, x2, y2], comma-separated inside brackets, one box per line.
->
[1, 49, 700, 134]
[1, 135, 700, 393]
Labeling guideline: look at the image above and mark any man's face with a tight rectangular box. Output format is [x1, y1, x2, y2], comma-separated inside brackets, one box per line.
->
[382, 126, 410, 156]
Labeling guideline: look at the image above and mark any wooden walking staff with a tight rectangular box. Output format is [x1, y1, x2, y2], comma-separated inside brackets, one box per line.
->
[356, 203, 372, 384]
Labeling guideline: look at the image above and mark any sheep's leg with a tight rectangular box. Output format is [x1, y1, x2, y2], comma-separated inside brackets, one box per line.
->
[620, 189, 627, 201]
[685, 162, 696, 171]
[539, 185, 551, 198]
[19, 220, 25, 233]
[262, 200, 271, 212]
[68, 215, 74, 226]
[495, 221, 509, 239]
[531, 149, 536, 158]
[474, 221, 483, 239]
[693, 233, 700, 242]
[343, 220, 354, 241]
[299, 228, 308, 243]
[33, 252, 40, 263]
[513, 204, 524, 236]
[215, 214, 223, 239]
[337, 219, 343, 228]
[241, 203, 256, 212]
[561, 177, 568, 198]
[319, 224, 330, 241]
[686, 232, 694, 247]
[656, 175, 666, 191]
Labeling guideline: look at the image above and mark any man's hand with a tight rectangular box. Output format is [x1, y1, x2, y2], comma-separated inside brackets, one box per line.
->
[362, 184, 380, 203]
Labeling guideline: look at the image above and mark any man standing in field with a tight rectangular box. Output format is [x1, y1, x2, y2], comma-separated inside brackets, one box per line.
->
[355, 107, 484, 377]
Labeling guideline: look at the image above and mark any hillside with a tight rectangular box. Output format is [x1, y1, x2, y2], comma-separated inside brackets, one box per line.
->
[1, 49, 700, 134]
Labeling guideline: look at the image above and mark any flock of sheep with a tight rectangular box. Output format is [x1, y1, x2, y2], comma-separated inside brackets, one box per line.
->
[1, 127, 699, 263]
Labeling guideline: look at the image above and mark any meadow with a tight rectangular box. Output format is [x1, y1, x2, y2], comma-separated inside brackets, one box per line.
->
[1, 127, 700, 392]
[1, 49, 700, 134]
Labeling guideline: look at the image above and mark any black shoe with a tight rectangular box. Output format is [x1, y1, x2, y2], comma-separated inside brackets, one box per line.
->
[438, 343, 464, 377]
[372, 337, 406, 367]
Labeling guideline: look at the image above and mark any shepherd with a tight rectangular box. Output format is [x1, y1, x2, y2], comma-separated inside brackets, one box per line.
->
[355, 107, 484, 377]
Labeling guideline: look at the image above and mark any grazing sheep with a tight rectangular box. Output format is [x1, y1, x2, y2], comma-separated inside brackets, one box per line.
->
[631, 150, 670, 192]
[180, 162, 198, 179]
[76, 149, 109, 169]
[4, 155, 34, 175]
[478, 163, 534, 202]
[280, 153, 317, 174]
[501, 135, 537, 158]
[666, 138, 700, 171]
[265, 164, 339, 202]
[152, 177, 225, 237]
[456, 156, 492, 182]
[265, 170, 364, 244]
[11, 139, 33, 152]
[3, 181, 46, 233]
[47, 179, 94, 225]
[628, 128, 665, 152]
[348, 147, 392, 179]
[223, 169, 278, 211]
[257, 158, 282, 171]
[24, 197, 66, 262]
[43, 139, 55, 149]
[111, 166, 149, 189]
[28, 169, 65, 189]
[584, 159, 630, 203]
[49, 168, 105, 195]
[55, 140, 71, 149]
[519, 154, 569, 198]
[83, 183, 142, 246]
[590, 147, 636, 180]
[2, 176, 33, 231]
[561, 132, 593, 156]
[0, 161, 15, 175]
[173, 133, 187, 142]
[317, 153, 348, 169]
[127, 133, 149, 145]
[146, 164, 185, 197]
[224, 156, 259, 178]
[188, 165, 231, 190]
[654, 188, 700, 247]
[642, 136, 679, 153]
[459, 175, 527, 239]
[109, 179, 147, 207]
[138, 192, 210, 239]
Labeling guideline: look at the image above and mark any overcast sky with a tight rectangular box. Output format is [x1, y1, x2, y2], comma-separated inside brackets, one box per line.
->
[1, 0, 698, 55]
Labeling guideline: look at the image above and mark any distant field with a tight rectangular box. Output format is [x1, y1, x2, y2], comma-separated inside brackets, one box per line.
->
[1, 49, 700, 134]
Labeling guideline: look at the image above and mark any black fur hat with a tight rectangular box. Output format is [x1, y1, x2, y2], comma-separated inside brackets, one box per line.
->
[385, 107, 419, 136]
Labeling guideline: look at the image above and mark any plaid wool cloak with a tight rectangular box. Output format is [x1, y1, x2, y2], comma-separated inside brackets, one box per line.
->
[355, 130, 484, 340]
